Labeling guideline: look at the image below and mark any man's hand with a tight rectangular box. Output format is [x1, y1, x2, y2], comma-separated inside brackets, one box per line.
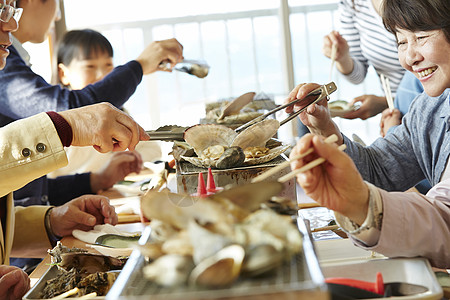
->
[136, 38, 184, 75]
[0, 265, 30, 300]
[58, 102, 149, 153]
[290, 134, 369, 225]
[90, 151, 143, 193]
[49, 195, 118, 237]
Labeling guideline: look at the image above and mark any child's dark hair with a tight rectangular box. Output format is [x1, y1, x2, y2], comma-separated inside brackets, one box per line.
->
[57, 29, 113, 66]
[382, 0, 450, 43]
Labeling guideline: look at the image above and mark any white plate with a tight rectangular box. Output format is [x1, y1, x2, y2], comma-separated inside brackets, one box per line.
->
[328, 100, 357, 117]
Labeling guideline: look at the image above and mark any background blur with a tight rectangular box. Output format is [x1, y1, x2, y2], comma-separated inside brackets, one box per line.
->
[25, 0, 383, 157]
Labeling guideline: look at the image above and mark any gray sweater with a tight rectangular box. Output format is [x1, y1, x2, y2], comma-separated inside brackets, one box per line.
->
[343, 89, 450, 191]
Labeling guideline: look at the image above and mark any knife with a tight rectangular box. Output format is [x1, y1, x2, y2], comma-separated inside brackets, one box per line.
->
[325, 272, 428, 296]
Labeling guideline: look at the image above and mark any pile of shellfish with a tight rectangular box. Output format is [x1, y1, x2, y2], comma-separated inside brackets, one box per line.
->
[180, 119, 289, 169]
[139, 181, 302, 288]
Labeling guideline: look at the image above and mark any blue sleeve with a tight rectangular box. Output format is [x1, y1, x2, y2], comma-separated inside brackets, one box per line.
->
[13, 173, 93, 207]
[47, 173, 93, 206]
[0, 46, 143, 126]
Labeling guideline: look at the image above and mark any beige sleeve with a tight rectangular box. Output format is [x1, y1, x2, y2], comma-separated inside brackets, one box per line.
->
[0, 113, 68, 197]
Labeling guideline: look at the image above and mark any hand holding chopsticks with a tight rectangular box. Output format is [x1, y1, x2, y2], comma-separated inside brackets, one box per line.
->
[252, 133, 346, 184]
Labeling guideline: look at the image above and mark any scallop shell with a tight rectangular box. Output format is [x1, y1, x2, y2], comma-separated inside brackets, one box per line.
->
[181, 119, 287, 169]
[184, 124, 237, 158]
[243, 144, 290, 166]
[231, 119, 280, 149]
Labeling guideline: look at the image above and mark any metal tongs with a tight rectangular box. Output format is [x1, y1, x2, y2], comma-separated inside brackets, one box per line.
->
[234, 82, 337, 133]
[159, 59, 210, 78]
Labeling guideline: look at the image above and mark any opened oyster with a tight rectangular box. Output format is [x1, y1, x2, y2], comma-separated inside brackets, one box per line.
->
[181, 119, 289, 169]
[39, 242, 125, 299]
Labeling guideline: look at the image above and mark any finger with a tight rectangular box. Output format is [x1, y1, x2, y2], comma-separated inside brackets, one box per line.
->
[0, 269, 28, 298]
[11, 270, 30, 299]
[115, 114, 141, 151]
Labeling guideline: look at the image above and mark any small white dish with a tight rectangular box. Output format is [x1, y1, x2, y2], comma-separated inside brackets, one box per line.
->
[328, 100, 357, 117]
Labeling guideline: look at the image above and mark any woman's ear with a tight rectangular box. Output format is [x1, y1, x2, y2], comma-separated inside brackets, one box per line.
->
[58, 63, 71, 86]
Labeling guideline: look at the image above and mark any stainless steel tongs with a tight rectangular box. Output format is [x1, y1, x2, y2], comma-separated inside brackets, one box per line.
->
[234, 82, 337, 133]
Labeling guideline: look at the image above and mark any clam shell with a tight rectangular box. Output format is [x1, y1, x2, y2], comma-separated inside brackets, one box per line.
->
[231, 119, 280, 149]
[184, 124, 237, 157]
[143, 254, 194, 286]
[189, 244, 245, 287]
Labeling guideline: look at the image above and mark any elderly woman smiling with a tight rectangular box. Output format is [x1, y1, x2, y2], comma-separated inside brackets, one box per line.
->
[288, 0, 450, 269]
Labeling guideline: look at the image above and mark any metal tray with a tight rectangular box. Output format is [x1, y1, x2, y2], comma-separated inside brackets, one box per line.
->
[106, 217, 329, 300]
[24, 265, 63, 300]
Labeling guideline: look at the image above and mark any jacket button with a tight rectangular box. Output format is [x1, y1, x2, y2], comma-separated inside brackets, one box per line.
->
[22, 148, 31, 157]
[36, 143, 46, 153]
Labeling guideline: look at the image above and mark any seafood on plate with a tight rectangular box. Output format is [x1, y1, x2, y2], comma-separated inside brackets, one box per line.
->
[181, 119, 289, 169]
[139, 181, 302, 288]
[38, 242, 125, 299]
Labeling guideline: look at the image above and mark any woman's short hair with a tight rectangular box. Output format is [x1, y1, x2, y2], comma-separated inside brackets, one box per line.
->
[382, 0, 450, 43]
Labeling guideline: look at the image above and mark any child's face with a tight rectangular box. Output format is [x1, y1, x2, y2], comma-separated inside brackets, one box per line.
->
[59, 51, 114, 90]
[397, 28, 450, 97]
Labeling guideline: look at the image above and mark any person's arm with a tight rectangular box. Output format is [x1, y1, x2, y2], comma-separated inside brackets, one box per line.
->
[0, 47, 143, 123]
[336, 0, 369, 84]
[0, 113, 68, 197]
[291, 134, 449, 268]
[0, 103, 149, 197]
[338, 181, 450, 269]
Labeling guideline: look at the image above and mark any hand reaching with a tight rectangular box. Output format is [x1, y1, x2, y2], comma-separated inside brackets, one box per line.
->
[343, 95, 388, 120]
[136, 38, 184, 75]
[0, 265, 30, 300]
[49, 195, 118, 237]
[58, 102, 149, 153]
[90, 150, 144, 193]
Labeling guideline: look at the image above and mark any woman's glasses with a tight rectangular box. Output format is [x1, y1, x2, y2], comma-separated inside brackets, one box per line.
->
[0, 0, 22, 23]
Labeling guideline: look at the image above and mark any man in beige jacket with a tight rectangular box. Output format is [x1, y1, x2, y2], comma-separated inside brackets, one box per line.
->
[0, 102, 150, 299]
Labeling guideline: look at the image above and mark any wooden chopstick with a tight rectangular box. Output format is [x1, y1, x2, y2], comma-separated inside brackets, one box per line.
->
[329, 43, 337, 81]
[251, 134, 339, 183]
[278, 144, 347, 183]
[380, 74, 394, 111]
[311, 224, 340, 232]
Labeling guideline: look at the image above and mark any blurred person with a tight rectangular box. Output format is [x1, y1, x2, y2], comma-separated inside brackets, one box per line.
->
[285, 0, 450, 195]
[323, 0, 404, 120]
[290, 134, 449, 268]
[48, 29, 161, 178]
[1, 0, 184, 128]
